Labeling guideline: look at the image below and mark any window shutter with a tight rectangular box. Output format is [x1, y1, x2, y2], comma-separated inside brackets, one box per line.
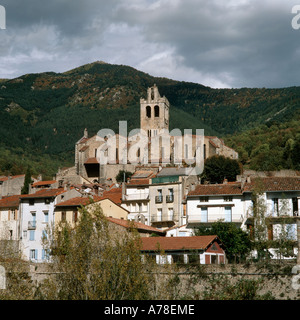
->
[35, 249, 38, 261]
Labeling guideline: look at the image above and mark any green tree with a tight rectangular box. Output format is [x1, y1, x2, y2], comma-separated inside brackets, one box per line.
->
[200, 155, 241, 184]
[116, 170, 133, 183]
[21, 166, 33, 194]
[40, 204, 153, 300]
[195, 221, 252, 263]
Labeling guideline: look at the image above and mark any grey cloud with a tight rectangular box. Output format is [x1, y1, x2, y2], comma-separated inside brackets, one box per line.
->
[0, 0, 299, 88]
[115, 0, 300, 88]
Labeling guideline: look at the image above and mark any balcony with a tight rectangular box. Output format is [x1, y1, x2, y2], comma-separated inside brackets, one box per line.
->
[151, 214, 175, 223]
[123, 193, 149, 201]
[28, 221, 36, 230]
[166, 195, 174, 203]
[155, 196, 163, 203]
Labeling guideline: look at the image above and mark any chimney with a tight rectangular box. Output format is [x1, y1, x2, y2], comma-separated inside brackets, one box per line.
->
[84, 128, 88, 139]
[223, 178, 228, 184]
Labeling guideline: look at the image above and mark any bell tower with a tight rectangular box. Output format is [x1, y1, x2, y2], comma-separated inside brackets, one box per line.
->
[140, 84, 170, 137]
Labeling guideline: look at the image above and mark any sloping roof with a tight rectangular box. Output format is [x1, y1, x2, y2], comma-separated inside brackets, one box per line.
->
[21, 188, 66, 199]
[156, 167, 191, 177]
[127, 179, 150, 185]
[106, 217, 165, 235]
[188, 183, 242, 196]
[0, 174, 25, 182]
[84, 157, 99, 164]
[0, 195, 22, 208]
[243, 177, 300, 192]
[32, 180, 56, 187]
[55, 196, 101, 207]
[131, 171, 154, 178]
[140, 235, 220, 251]
[100, 187, 123, 204]
[55, 187, 123, 208]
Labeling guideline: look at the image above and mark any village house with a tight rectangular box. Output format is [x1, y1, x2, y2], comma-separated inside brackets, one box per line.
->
[243, 176, 300, 242]
[19, 187, 81, 262]
[0, 175, 25, 198]
[120, 168, 156, 225]
[54, 195, 129, 227]
[186, 181, 245, 230]
[165, 224, 194, 237]
[140, 235, 226, 265]
[0, 194, 22, 241]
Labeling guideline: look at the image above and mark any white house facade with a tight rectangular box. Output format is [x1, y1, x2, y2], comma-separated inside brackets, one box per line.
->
[19, 188, 80, 262]
[186, 182, 245, 230]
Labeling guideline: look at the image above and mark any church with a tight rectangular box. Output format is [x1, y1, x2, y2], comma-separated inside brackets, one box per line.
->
[56, 85, 238, 186]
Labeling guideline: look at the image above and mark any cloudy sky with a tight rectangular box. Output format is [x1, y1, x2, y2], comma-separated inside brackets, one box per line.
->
[0, 0, 300, 88]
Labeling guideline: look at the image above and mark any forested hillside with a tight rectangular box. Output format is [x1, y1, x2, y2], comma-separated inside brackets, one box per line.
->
[0, 61, 299, 178]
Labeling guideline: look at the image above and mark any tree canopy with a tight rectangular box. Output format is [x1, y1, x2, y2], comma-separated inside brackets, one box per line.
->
[200, 155, 241, 184]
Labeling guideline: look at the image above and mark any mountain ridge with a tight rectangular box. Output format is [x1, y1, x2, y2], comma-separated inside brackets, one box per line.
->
[0, 61, 299, 178]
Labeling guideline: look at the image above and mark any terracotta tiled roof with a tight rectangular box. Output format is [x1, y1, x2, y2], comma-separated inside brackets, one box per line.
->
[100, 187, 123, 205]
[188, 183, 242, 196]
[0, 175, 25, 182]
[0, 195, 22, 208]
[55, 187, 123, 207]
[55, 196, 101, 207]
[84, 157, 99, 164]
[140, 235, 219, 251]
[243, 177, 300, 192]
[106, 217, 165, 235]
[21, 188, 66, 199]
[127, 179, 150, 185]
[32, 180, 56, 187]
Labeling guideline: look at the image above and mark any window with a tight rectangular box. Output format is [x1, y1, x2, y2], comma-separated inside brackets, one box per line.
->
[73, 211, 78, 223]
[42, 230, 48, 241]
[168, 208, 174, 220]
[44, 211, 49, 223]
[30, 249, 37, 261]
[10, 210, 17, 220]
[61, 211, 66, 222]
[154, 105, 159, 117]
[272, 198, 279, 216]
[155, 189, 163, 203]
[42, 249, 49, 261]
[201, 207, 208, 222]
[224, 206, 232, 222]
[166, 189, 174, 203]
[157, 209, 162, 221]
[29, 230, 35, 241]
[292, 198, 299, 216]
[211, 243, 218, 251]
[224, 196, 233, 202]
[199, 196, 209, 202]
[146, 106, 151, 118]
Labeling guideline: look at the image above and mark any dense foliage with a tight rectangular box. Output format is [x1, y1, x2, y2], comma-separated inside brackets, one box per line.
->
[195, 221, 252, 263]
[0, 61, 299, 177]
[200, 155, 241, 184]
